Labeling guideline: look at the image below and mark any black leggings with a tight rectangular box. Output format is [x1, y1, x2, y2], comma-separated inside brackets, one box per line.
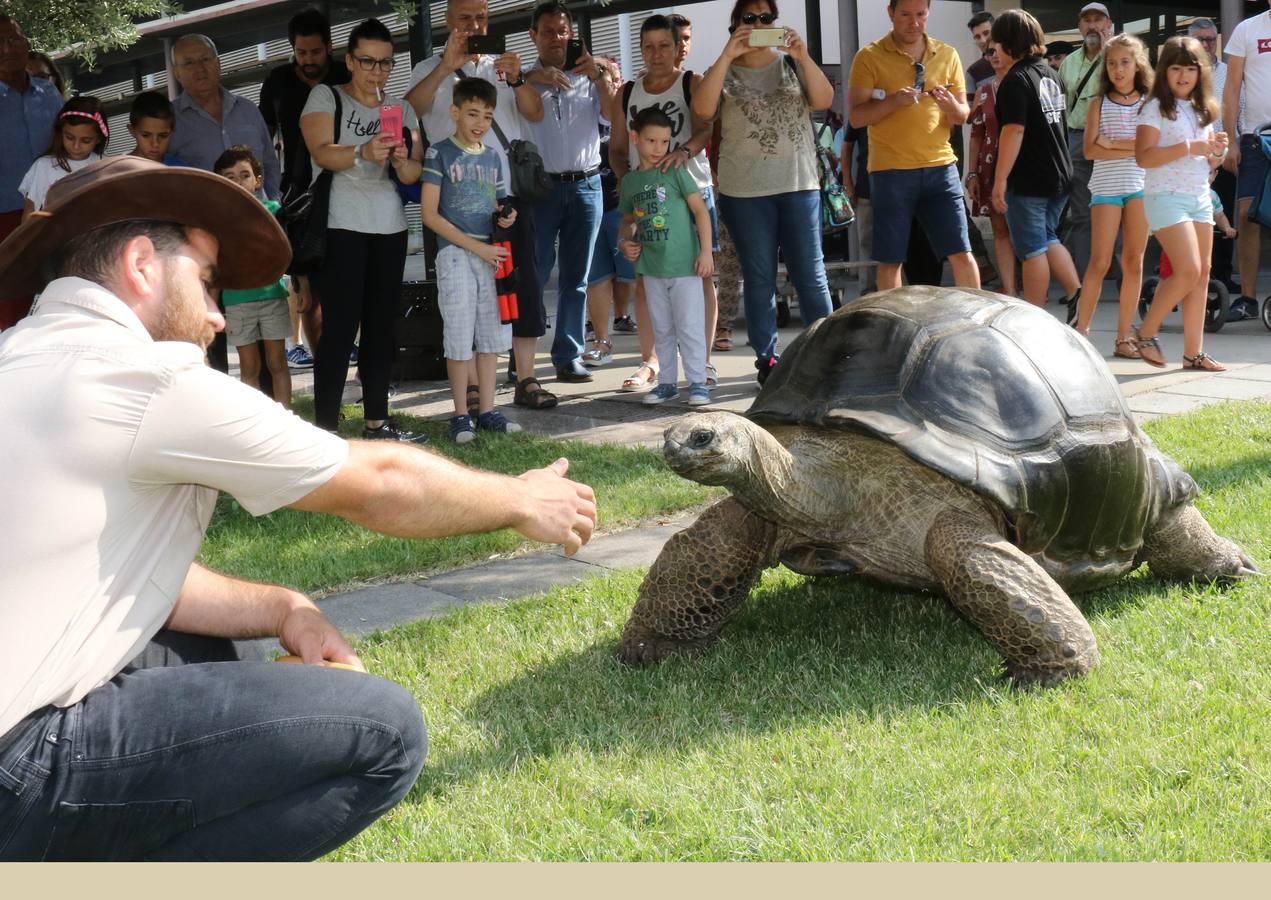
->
[314, 229, 407, 430]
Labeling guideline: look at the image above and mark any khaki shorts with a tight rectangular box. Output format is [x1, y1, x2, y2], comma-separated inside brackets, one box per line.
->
[224, 299, 291, 347]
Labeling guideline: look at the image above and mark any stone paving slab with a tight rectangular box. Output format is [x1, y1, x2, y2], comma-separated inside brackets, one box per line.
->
[554, 511, 696, 569]
[315, 581, 466, 636]
[1126, 392, 1223, 418]
[1157, 377, 1271, 401]
[423, 552, 607, 602]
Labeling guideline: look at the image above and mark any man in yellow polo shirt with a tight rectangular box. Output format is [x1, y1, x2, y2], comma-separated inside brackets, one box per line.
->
[848, 0, 979, 291]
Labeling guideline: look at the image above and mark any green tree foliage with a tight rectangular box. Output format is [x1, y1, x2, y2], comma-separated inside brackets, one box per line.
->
[1, 0, 177, 66]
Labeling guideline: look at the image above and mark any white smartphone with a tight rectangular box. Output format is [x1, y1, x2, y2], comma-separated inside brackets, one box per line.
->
[748, 28, 786, 47]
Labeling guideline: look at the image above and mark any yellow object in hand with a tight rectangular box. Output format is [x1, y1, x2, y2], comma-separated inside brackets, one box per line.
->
[275, 654, 362, 672]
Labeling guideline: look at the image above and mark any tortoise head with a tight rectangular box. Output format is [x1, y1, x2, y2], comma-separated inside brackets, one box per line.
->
[663, 412, 781, 491]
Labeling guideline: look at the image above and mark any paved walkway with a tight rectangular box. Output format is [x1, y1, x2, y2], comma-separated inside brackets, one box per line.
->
[258, 288, 1271, 650]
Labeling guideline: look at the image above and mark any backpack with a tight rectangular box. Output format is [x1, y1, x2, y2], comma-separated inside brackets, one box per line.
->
[1246, 127, 1271, 229]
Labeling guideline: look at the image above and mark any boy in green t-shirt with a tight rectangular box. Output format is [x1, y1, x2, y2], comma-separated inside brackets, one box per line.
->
[214, 146, 292, 408]
[619, 108, 714, 406]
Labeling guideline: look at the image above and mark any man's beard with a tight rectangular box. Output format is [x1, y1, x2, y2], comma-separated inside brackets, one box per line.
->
[300, 62, 323, 78]
[1084, 32, 1103, 50]
[151, 266, 216, 349]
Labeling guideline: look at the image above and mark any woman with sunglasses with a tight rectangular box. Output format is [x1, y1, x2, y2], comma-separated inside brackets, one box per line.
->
[692, 0, 835, 385]
[301, 18, 426, 441]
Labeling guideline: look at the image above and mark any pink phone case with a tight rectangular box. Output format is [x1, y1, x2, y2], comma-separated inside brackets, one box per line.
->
[379, 104, 403, 145]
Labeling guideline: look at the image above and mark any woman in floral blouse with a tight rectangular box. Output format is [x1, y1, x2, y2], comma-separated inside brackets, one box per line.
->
[692, 0, 835, 385]
[966, 44, 1018, 296]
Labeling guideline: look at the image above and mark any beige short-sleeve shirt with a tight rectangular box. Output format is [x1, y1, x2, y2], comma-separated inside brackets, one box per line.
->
[0, 278, 349, 739]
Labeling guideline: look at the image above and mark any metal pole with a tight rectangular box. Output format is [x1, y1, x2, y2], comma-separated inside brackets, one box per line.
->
[163, 37, 177, 100]
[410, 0, 433, 64]
[805, 0, 822, 63]
[838, 0, 861, 272]
[1220, 0, 1242, 48]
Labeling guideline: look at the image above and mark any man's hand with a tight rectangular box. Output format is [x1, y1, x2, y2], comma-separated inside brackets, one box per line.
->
[294, 275, 315, 313]
[1223, 142, 1240, 175]
[278, 602, 366, 672]
[695, 249, 715, 278]
[442, 29, 479, 74]
[494, 51, 522, 83]
[513, 458, 597, 555]
[893, 86, 923, 108]
[991, 181, 1007, 215]
[927, 83, 959, 115]
[527, 65, 570, 91]
[620, 236, 641, 262]
[965, 174, 980, 204]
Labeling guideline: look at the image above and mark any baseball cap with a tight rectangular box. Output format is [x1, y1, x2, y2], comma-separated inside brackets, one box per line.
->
[1079, 3, 1111, 17]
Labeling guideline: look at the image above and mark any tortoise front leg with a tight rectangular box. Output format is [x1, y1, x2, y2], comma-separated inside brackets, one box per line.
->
[620, 498, 777, 664]
[925, 507, 1099, 687]
[1139, 504, 1259, 582]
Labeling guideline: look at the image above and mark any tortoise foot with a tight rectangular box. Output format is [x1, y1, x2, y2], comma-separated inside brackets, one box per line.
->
[618, 627, 709, 666]
[1004, 653, 1098, 690]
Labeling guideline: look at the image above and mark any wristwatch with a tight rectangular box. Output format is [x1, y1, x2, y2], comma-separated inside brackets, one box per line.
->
[507, 74, 525, 88]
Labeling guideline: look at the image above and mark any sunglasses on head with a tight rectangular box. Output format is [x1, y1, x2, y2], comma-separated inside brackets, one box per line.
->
[741, 12, 777, 25]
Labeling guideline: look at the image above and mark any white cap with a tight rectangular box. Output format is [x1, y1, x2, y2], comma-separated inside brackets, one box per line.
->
[1079, 2, 1111, 17]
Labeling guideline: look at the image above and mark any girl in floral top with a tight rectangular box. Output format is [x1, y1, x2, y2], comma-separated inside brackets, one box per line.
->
[692, 0, 835, 385]
[966, 44, 1017, 296]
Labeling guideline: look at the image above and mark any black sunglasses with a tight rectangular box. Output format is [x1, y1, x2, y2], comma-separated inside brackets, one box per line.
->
[741, 13, 777, 25]
[914, 60, 925, 91]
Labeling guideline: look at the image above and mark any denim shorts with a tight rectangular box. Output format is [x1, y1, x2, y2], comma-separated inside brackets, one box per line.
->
[1143, 191, 1214, 232]
[1090, 190, 1145, 208]
[1005, 192, 1067, 260]
[869, 163, 971, 263]
[586, 207, 636, 286]
[1237, 133, 1270, 201]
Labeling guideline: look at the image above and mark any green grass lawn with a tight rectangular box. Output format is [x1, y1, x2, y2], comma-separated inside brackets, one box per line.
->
[199, 400, 720, 595]
[325, 401, 1270, 861]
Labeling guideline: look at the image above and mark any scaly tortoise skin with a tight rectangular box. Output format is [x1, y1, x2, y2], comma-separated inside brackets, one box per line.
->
[620, 287, 1258, 686]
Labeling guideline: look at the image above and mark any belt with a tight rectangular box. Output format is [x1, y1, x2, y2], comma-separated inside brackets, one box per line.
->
[549, 167, 599, 182]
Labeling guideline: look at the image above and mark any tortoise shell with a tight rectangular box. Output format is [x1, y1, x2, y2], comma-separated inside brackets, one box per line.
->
[747, 287, 1196, 573]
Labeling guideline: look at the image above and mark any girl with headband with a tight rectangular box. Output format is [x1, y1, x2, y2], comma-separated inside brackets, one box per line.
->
[20, 95, 110, 220]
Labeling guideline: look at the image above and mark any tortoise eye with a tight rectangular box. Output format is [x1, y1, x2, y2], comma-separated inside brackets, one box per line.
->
[690, 429, 714, 449]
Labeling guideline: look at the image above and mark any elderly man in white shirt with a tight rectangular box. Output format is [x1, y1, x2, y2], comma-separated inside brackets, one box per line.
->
[0, 156, 596, 861]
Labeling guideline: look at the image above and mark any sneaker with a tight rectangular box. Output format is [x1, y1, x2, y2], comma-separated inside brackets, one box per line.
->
[581, 339, 613, 367]
[1228, 295, 1258, 321]
[687, 382, 711, 407]
[1064, 291, 1080, 327]
[364, 419, 429, 443]
[755, 355, 779, 386]
[286, 345, 314, 368]
[641, 383, 680, 405]
[476, 409, 522, 434]
[448, 415, 477, 443]
[612, 315, 638, 334]
[349, 344, 359, 364]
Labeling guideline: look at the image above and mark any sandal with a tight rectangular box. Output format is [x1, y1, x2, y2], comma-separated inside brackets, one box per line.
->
[514, 377, 559, 409]
[705, 362, 717, 387]
[1113, 338, 1141, 360]
[466, 384, 480, 419]
[621, 361, 659, 392]
[1182, 351, 1226, 372]
[1130, 327, 1167, 368]
[581, 338, 613, 367]
[713, 328, 733, 352]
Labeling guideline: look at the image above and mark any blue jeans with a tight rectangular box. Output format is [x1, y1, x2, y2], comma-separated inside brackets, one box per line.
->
[717, 189, 833, 361]
[0, 632, 426, 861]
[533, 176, 603, 368]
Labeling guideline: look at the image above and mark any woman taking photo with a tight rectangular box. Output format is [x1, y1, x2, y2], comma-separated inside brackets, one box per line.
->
[301, 18, 425, 440]
[966, 43, 1018, 297]
[692, 0, 835, 385]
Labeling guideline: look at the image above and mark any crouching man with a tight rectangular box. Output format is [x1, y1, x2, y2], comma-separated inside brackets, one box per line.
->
[0, 157, 597, 860]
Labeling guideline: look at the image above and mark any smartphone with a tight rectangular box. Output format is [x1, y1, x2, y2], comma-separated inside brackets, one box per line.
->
[748, 28, 786, 47]
[564, 38, 584, 70]
[379, 104, 403, 146]
[467, 34, 505, 55]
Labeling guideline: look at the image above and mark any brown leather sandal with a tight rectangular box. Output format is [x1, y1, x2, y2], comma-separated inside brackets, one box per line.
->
[1182, 351, 1226, 372]
[514, 377, 559, 409]
[1131, 327, 1167, 368]
[1113, 338, 1141, 359]
[713, 328, 733, 352]
[466, 384, 480, 419]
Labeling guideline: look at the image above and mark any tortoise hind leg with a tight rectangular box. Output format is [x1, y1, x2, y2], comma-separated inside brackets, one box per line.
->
[925, 507, 1099, 687]
[620, 498, 777, 665]
[1139, 504, 1258, 582]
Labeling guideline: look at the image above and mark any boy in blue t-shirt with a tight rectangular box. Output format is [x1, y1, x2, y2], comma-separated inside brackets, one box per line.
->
[421, 78, 521, 444]
[619, 107, 714, 407]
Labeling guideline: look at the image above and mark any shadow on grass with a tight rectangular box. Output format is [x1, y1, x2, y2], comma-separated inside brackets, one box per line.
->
[407, 565, 1174, 803]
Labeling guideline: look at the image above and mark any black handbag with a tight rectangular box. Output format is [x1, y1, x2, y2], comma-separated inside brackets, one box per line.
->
[277, 89, 341, 276]
[490, 117, 552, 202]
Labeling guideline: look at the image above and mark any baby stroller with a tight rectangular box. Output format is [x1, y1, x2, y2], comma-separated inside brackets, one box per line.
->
[1136, 241, 1231, 333]
[1244, 123, 1271, 331]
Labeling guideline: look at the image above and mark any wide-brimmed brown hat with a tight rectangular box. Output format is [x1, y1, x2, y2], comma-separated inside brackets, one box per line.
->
[0, 155, 291, 295]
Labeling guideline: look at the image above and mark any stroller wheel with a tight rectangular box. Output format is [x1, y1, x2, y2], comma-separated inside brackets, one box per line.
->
[1203, 278, 1230, 333]
[1138, 276, 1160, 321]
[1263, 295, 1271, 331]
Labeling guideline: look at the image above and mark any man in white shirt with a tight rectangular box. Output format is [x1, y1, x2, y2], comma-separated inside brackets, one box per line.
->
[1222, 4, 1271, 320]
[0, 157, 596, 860]
[522, 1, 620, 384]
[405, 0, 559, 410]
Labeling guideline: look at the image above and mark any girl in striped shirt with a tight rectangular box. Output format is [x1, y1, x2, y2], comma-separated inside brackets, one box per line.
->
[1072, 34, 1152, 354]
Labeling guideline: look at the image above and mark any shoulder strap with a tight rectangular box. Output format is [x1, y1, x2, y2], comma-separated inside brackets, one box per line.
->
[681, 70, 693, 106]
[622, 79, 634, 116]
[489, 117, 512, 151]
[332, 87, 341, 143]
[1072, 55, 1099, 101]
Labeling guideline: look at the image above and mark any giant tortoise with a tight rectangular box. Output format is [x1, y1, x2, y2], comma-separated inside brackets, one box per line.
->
[620, 287, 1258, 686]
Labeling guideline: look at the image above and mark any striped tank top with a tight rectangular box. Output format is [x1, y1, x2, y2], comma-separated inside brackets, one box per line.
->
[1088, 95, 1146, 197]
